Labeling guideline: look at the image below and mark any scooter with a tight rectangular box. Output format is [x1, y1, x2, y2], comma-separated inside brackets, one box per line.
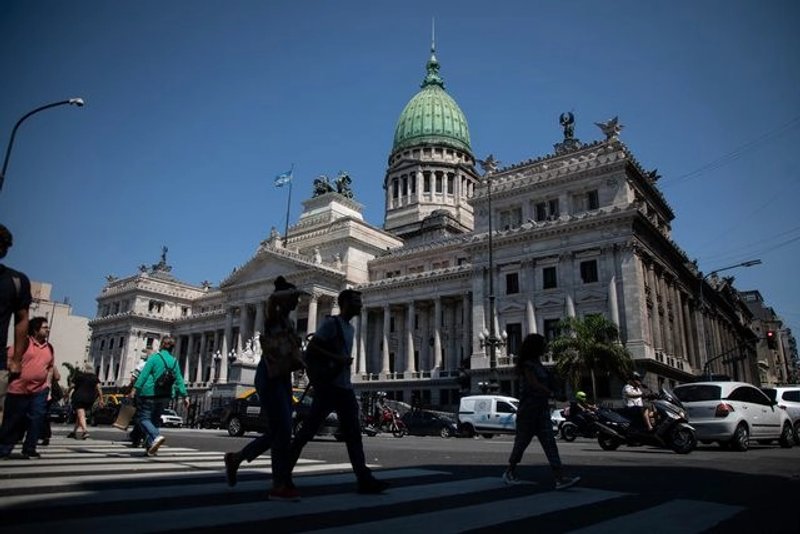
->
[560, 404, 599, 442]
[593, 387, 696, 454]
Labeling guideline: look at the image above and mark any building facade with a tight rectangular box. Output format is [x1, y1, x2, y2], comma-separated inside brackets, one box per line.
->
[88, 47, 778, 408]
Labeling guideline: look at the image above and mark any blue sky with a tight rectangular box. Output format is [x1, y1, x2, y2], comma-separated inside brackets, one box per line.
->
[1, 1, 799, 340]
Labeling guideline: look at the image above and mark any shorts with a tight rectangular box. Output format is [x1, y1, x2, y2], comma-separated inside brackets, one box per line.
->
[73, 400, 95, 411]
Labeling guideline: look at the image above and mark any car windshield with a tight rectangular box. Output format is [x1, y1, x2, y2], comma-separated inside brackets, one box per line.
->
[761, 388, 777, 402]
[510, 400, 519, 410]
[163, 409, 177, 416]
[673, 385, 721, 402]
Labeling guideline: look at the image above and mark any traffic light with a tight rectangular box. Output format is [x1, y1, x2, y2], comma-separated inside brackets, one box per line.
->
[766, 330, 777, 350]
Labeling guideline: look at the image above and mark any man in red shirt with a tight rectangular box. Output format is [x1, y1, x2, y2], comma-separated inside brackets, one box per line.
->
[0, 317, 59, 459]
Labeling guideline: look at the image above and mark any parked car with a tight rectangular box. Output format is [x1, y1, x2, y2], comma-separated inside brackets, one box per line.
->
[196, 406, 228, 429]
[225, 387, 340, 438]
[457, 395, 518, 438]
[673, 381, 794, 451]
[761, 386, 800, 444]
[401, 409, 459, 438]
[160, 408, 184, 428]
[48, 403, 71, 423]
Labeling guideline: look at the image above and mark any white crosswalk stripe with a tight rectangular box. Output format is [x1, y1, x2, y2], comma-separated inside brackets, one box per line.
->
[0, 436, 746, 532]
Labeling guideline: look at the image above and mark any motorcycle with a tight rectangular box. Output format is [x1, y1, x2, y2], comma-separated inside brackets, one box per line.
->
[593, 387, 696, 454]
[362, 405, 407, 438]
[560, 404, 599, 442]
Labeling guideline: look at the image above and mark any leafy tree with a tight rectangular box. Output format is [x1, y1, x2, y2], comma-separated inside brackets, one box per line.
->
[550, 315, 633, 400]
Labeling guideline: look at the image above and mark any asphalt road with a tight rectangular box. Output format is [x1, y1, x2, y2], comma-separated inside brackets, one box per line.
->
[3, 424, 798, 532]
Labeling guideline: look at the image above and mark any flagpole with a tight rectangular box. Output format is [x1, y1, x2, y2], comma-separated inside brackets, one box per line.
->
[283, 178, 292, 247]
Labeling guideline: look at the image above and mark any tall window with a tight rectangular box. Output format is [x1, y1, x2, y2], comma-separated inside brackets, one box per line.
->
[543, 266, 558, 289]
[447, 174, 454, 195]
[506, 323, 523, 356]
[548, 199, 560, 218]
[392, 179, 399, 199]
[505, 273, 520, 294]
[535, 202, 548, 221]
[435, 172, 443, 193]
[586, 190, 599, 210]
[402, 176, 408, 196]
[423, 172, 431, 193]
[543, 319, 561, 342]
[580, 260, 599, 283]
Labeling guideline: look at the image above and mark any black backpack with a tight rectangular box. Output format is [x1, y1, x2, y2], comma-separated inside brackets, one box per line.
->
[154, 353, 177, 397]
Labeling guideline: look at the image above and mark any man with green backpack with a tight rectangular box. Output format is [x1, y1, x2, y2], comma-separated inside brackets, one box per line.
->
[130, 336, 189, 456]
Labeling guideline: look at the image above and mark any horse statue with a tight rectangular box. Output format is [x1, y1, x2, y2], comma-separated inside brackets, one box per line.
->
[335, 171, 354, 198]
[312, 175, 335, 197]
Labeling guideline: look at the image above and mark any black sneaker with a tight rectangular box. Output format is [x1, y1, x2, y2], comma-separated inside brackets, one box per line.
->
[21, 451, 41, 459]
[40, 439, 50, 446]
[357, 478, 389, 494]
[224, 452, 240, 487]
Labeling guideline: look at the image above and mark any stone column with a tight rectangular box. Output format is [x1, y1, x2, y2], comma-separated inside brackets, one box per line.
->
[220, 309, 233, 383]
[195, 332, 206, 383]
[648, 265, 663, 350]
[357, 308, 368, 375]
[254, 300, 265, 337]
[526, 299, 537, 335]
[182, 335, 191, 382]
[461, 294, 471, 367]
[566, 293, 576, 318]
[471, 267, 487, 365]
[239, 305, 250, 350]
[405, 301, 416, 374]
[307, 293, 319, 334]
[381, 304, 391, 374]
[433, 297, 443, 370]
[608, 275, 620, 327]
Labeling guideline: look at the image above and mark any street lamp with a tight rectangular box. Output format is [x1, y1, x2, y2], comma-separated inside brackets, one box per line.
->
[698, 258, 762, 378]
[477, 154, 505, 392]
[0, 97, 85, 193]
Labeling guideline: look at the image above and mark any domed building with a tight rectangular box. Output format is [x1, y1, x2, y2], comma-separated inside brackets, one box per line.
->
[89, 43, 767, 417]
[383, 45, 481, 243]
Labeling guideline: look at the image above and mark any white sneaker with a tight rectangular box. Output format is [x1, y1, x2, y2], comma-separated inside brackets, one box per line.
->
[555, 475, 581, 490]
[147, 436, 166, 456]
[502, 470, 523, 486]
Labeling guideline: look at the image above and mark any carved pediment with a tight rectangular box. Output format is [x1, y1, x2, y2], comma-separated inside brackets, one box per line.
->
[536, 295, 564, 308]
[575, 289, 607, 303]
[498, 301, 526, 313]
[221, 250, 306, 289]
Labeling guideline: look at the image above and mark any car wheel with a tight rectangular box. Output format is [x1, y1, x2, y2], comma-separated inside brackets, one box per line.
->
[598, 433, 620, 451]
[439, 426, 453, 439]
[793, 421, 800, 446]
[227, 417, 244, 437]
[481, 433, 494, 439]
[460, 423, 475, 438]
[778, 422, 794, 449]
[730, 423, 749, 452]
[561, 422, 578, 442]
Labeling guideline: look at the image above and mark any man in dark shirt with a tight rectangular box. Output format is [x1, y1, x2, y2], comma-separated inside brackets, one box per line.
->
[0, 224, 32, 425]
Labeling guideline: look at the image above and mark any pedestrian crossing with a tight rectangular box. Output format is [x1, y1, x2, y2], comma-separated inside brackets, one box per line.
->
[0, 436, 745, 532]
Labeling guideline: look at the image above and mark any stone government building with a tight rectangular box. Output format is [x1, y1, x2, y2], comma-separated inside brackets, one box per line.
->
[88, 46, 794, 410]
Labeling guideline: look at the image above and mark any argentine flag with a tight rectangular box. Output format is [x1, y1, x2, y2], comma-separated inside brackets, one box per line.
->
[274, 167, 293, 187]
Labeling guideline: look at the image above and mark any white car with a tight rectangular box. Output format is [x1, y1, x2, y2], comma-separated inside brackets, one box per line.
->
[673, 381, 794, 451]
[457, 395, 518, 438]
[160, 408, 184, 428]
[762, 386, 800, 444]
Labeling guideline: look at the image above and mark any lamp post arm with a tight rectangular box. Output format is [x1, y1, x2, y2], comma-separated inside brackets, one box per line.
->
[1, 98, 84, 193]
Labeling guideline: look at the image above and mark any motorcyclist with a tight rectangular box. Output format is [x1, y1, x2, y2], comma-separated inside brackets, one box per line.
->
[622, 372, 653, 432]
[574, 391, 597, 413]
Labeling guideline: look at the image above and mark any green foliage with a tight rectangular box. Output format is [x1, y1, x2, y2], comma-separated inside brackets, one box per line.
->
[550, 315, 633, 400]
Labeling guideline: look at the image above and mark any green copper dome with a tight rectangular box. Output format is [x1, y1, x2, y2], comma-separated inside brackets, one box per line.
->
[391, 50, 472, 154]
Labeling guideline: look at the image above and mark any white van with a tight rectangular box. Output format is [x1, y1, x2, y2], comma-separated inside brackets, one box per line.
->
[458, 395, 519, 438]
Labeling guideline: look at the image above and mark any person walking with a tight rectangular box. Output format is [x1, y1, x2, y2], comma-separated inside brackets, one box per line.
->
[125, 350, 150, 447]
[287, 289, 388, 495]
[130, 336, 189, 456]
[0, 317, 59, 458]
[0, 224, 32, 425]
[67, 364, 104, 439]
[223, 276, 306, 501]
[502, 333, 580, 490]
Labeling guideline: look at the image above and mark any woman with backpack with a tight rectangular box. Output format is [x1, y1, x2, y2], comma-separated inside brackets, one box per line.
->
[223, 276, 306, 501]
[130, 336, 189, 456]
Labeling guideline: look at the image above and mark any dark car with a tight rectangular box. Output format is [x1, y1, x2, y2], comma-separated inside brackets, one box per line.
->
[48, 403, 71, 423]
[401, 409, 460, 438]
[196, 406, 228, 429]
[225, 387, 340, 439]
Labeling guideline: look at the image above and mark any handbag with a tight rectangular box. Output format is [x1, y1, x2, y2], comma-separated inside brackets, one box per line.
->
[262, 324, 305, 378]
[303, 318, 346, 386]
[50, 380, 64, 403]
[113, 401, 137, 431]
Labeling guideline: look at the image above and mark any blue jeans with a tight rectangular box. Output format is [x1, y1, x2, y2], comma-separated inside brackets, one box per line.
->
[0, 388, 49, 455]
[241, 361, 294, 487]
[134, 397, 166, 448]
[288, 384, 372, 483]
[508, 397, 562, 471]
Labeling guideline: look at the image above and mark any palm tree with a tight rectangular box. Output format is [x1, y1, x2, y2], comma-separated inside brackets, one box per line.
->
[550, 315, 633, 401]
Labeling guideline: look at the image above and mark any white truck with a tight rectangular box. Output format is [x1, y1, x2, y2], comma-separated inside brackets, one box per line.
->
[457, 395, 519, 438]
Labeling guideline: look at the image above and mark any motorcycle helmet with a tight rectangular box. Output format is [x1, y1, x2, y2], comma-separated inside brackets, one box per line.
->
[631, 371, 642, 380]
[575, 391, 587, 401]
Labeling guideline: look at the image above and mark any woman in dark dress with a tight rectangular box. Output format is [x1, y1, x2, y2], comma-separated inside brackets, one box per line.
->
[66, 365, 103, 439]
